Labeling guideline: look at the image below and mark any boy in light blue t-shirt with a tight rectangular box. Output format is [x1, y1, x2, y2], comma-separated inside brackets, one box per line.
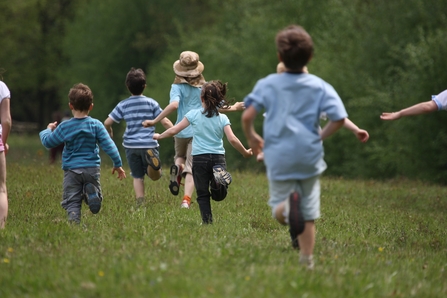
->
[242, 25, 348, 269]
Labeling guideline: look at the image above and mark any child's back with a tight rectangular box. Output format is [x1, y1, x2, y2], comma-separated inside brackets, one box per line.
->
[246, 72, 346, 180]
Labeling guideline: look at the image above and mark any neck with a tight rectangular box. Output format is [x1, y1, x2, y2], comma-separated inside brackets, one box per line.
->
[72, 110, 89, 118]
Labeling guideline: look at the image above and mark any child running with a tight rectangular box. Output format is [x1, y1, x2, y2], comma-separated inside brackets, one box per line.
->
[153, 80, 252, 224]
[105, 68, 173, 207]
[143, 51, 244, 209]
[242, 25, 348, 269]
[0, 77, 11, 229]
[40, 83, 126, 224]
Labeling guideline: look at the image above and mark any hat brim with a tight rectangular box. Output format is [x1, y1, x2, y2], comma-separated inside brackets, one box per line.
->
[173, 60, 204, 78]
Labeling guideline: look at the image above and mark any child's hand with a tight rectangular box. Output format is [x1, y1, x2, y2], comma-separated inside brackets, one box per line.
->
[112, 167, 126, 180]
[355, 129, 369, 143]
[4, 143, 9, 156]
[243, 148, 253, 158]
[153, 133, 161, 140]
[47, 121, 57, 131]
[232, 102, 245, 111]
[142, 120, 156, 127]
[380, 112, 401, 121]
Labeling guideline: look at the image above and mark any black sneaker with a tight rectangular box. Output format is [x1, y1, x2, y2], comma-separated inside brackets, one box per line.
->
[145, 149, 161, 170]
[84, 183, 101, 214]
[288, 191, 305, 244]
[289, 227, 300, 249]
[169, 164, 180, 196]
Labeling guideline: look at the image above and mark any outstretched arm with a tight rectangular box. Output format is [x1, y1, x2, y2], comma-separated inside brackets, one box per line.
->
[343, 118, 369, 143]
[380, 100, 437, 120]
[241, 105, 263, 157]
[219, 102, 245, 113]
[160, 117, 174, 129]
[153, 117, 189, 140]
[320, 118, 345, 141]
[143, 101, 178, 127]
[224, 125, 252, 158]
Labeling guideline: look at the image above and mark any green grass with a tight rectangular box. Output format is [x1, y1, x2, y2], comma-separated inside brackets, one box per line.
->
[1, 135, 446, 297]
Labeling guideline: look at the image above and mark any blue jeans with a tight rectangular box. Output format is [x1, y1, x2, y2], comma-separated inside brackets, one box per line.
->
[192, 154, 227, 224]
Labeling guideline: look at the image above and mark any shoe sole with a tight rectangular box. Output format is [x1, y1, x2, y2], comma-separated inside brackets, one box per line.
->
[288, 191, 305, 243]
[213, 165, 232, 186]
[169, 165, 180, 196]
[146, 149, 161, 170]
[85, 183, 101, 214]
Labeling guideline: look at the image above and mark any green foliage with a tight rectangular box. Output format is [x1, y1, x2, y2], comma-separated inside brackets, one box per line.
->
[2, 0, 447, 180]
[1, 137, 447, 297]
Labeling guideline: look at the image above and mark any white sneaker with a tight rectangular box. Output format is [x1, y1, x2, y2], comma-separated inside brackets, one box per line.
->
[181, 199, 190, 209]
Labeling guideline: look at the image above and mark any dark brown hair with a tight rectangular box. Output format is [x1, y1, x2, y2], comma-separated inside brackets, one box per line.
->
[275, 25, 313, 71]
[200, 80, 231, 117]
[126, 67, 146, 95]
[68, 83, 93, 112]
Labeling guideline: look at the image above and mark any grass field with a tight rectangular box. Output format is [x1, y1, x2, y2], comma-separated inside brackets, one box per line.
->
[1, 135, 446, 297]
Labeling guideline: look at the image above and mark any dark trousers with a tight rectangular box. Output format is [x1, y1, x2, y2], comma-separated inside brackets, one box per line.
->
[192, 154, 227, 224]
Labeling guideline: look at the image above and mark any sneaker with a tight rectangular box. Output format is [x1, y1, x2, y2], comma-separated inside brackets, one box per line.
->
[84, 183, 101, 214]
[136, 197, 145, 207]
[289, 227, 300, 250]
[287, 191, 305, 243]
[145, 149, 161, 170]
[169, 164, 182, 196]
[300, 255, 314, 270]
[213, 165, 232, 187]
[181, 199, 190, 209]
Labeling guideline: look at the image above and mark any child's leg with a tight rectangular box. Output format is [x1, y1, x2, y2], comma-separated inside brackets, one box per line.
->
[0, 153, 7, 229]
[192, 154, 213, 223]
[133, 178, 144, 198]
[62, 170, 85, 223]
[298, 221, 315, 256]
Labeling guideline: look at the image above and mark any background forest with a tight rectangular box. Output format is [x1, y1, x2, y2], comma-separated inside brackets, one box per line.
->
[1, 0, 447, 182]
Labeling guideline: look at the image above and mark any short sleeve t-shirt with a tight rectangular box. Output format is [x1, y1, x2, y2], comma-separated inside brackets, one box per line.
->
[184, 108, 230, 156]
[244, 72, 347, 181]
[432, 89, 447, 111]
[170, 84, 202, 138]
[0, 81, 11, 135]
[108, 95, 162, 148]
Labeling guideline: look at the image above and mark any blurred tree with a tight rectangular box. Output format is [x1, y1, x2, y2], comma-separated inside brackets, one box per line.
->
[0, 0, 83, 128]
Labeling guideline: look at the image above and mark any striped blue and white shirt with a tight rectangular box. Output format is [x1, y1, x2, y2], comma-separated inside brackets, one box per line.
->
[40, 117, 122, 170]
[108, 95, 162, 148]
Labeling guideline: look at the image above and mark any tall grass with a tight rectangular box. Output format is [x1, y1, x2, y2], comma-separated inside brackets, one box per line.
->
[1, 135, 446, 297]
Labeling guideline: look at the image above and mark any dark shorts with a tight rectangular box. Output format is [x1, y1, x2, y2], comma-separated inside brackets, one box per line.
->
[125, 147, 160, 179]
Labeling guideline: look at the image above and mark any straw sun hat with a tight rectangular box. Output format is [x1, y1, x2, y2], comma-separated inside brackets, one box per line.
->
[173, 51, 204, 78]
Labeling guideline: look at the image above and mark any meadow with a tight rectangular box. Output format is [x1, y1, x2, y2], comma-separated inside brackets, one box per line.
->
[1, 135, 446, 298]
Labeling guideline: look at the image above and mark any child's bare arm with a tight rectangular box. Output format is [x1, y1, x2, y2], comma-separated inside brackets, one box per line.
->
[104, 117, 114, 137]
[219, 102, 245, 113]
[320, 118, 345, 141]
[224, 125, 252, 158]
[143, 101, 178, 127]
[153, 117, 189, 140]
[160, 117, 174, 129]
[380, 100, 437, 120]
[343, 118, 369, 143]
[241, 105, 263, 157]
